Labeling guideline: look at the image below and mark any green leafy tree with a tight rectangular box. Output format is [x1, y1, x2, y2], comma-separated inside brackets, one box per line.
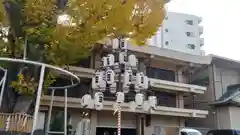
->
[0, 0, 166, 113]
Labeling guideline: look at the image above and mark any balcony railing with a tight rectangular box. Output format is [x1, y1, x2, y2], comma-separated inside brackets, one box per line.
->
[67, 66, 207, 94]
[149, 78, 207, 94]
[68, 66, 94, 78]
[0, 113, 33, 133]
[41, 96, 208, 118]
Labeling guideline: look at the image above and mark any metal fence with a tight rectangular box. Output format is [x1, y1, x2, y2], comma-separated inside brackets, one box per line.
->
[0, 113, 33, 133]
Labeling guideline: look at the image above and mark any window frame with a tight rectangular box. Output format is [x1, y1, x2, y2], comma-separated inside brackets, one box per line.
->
[146, 67, 175, 81]
[185, 32, 195, 37]
[187, 44, 196, 50]
[181, 132, 188, 135]
[165, 41, 169, 45]
[185, 20, 194, 25]
[154, 91, 177, 107]
[47, 108, 72, 135]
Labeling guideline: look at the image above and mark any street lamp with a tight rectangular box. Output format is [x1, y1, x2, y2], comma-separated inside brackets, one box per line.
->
[57, 14, 71, 26]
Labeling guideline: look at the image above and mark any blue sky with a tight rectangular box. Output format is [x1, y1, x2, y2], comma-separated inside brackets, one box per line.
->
[166, 0, 240, 60]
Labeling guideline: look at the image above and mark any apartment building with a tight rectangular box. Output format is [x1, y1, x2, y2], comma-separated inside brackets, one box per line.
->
[186, 55, 240, 131]
[148, 12, 204, 56]
[36, 39, 211, 135]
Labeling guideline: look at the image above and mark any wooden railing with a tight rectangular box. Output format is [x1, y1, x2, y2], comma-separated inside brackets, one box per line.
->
[0, 113, 33, 133]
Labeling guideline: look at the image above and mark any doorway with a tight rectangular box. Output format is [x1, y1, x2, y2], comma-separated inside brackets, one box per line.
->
[96, 127, 136, 135]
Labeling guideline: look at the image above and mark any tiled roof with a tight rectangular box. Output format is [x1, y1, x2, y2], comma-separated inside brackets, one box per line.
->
[211, 84, 240, 106]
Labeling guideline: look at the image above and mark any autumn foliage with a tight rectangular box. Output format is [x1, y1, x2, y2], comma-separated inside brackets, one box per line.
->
[0, 0, 165, 101]
[0, 0, 165, 63]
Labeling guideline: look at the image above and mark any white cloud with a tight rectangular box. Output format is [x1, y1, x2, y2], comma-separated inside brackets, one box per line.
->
[166, 0, 240, 60]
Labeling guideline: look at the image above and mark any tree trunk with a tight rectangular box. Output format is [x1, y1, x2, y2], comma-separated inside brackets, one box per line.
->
[0, 63, 35, 114]
[1, 1, 45, 114]
[0, 65, 18, 113]
[11, 43, 46, 114]
[13, 96, 33, 113]
[0, 46, 44, 114]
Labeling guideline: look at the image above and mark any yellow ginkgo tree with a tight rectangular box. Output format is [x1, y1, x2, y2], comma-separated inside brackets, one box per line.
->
[0, 0, 166, 113]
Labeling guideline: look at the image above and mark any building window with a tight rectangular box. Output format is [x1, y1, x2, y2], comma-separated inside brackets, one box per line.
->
[165, 16, 168, 20]
[70, 56, 91, 68]
[146, 67, 175, 81]
[164, 28, 168, 32]
[46, 78, 91, 98]
[125, 91, 136, 102]
[103, 91, 115, 101]
[165, 41, 169, 45]
[154, 91, 176, 107]
[48, 109, 71, 135]
[185, 32, 194, 37]
[191, 77, 209, 86]
[187, 44, 196, 50]
[185, 20, 194, 25]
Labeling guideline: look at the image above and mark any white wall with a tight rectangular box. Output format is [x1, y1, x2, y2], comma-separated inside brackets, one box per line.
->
[97, 111, 136, 128]
[215, 106, 240, 130]
[144, 115, 182, 135]
[91, 111, 182, 135]
[148, 12, 204, 55]
[214, 67, 240, 99]
[229, 106, 240, 130]
[36, 112, 46, 130]
[218, 107, 231, 129]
